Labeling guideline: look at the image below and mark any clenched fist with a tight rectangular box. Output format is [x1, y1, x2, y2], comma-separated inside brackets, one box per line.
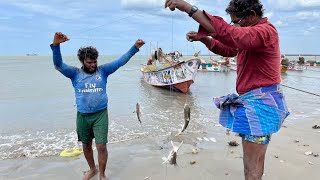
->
[53, 32, 69, 46]
[134, 39, 145, 49]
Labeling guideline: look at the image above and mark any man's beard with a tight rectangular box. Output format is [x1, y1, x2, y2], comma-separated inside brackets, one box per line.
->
[83, 66, 96, 74]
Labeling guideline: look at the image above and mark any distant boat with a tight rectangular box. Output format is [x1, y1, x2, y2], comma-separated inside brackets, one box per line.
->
[281, 66, 288, 73]
[198, 59, 230, 72]
[26, 53, 38, 56]
[140, 48, 201, 93]
[229, 57, 237, 71]
[288, 60, 304, 71]
[280, 57, 289, 74]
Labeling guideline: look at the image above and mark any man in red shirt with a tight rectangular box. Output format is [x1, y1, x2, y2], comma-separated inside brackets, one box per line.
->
[165, 0, 289, 180]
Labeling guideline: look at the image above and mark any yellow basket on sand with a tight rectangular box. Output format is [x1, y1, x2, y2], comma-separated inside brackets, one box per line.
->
[60, 148, 83, 157]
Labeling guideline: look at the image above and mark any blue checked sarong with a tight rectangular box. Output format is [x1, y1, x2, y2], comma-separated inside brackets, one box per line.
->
[213, 84, 290, 136]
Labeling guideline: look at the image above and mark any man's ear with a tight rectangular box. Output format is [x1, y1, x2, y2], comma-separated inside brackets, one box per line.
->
[251, 10, 257, 16]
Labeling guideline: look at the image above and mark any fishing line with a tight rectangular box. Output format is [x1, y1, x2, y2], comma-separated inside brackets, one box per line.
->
[282, 74, 320, 80]
[170, 11, 174, 96]
[305, 69, 320, 72]
[280, 84, 320, 97]
[74, 14, 139, 35]
[165, 163, 168, 180]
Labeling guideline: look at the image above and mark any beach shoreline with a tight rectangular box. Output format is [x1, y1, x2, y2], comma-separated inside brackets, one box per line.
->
[1, 117, 319, 180]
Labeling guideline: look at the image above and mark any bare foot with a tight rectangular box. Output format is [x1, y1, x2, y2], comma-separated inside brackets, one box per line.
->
[82, 168, 98, 180]
[100, 176, 108, 180]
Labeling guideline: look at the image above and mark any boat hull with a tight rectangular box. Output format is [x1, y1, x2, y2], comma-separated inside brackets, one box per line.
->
[288, 65, 304, 71]
[157, 80, 193, 93]
[141, 59, 201, 93]
[281, 66, 288, 73]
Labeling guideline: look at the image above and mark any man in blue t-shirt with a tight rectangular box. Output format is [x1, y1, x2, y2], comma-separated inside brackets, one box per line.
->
[51, 32, 145, 180]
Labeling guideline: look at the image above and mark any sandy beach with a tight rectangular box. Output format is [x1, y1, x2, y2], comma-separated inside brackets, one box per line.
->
[1, 117, 319, 180]
[1, 56, 319, 180]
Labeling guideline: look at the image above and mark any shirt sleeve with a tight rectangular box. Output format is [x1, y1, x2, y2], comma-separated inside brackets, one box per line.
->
[203, 38, 238, 57]
[101, 45, 139, 75]
[197, 11, 277, 51]
[51, 44, 77, 79]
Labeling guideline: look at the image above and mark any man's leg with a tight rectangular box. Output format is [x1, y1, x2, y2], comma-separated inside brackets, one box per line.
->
[242, 139, 268, 180]
[96, 144, 108, 180]
[93, 109, 109, 180]
[82, 141, 98, 180]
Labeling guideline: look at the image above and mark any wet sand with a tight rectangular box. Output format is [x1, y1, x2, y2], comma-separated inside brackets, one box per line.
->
[1, 118, 319, 180]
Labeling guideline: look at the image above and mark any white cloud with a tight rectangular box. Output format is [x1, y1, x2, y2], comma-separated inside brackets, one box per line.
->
[0, 1, 96, 20]
[121, 0, 164, 9]
[264, 12, 274, 18]
[120, 0, 198, 10]
[274, 20, 289, 28]
[268, 0, 320, 10]
[296, 11, 320, 19]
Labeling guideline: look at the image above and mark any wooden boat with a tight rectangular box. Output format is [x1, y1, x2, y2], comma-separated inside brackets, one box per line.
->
[281, 66, 288, 73]
[140, 48, 201, 93]
[198, 58, 230, 72]
[280, 56, 289, 73]
[229, 57, 237, 71]
[288, 61, 304, 71]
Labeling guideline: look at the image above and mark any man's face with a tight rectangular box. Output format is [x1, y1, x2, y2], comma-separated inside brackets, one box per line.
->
[83, 58, 97, 73]
[230, 14, 245, 27]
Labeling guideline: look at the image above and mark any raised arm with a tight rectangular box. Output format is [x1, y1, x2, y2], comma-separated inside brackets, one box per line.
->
[165, 0, 276, 50]
[187, 31, 237, 57]
[165, 0, 216, 33]
[201, 37, 237, 57]
[51, 32, 77, 79]
[197, 14, 277, 50]
[101, 39, 145, 75]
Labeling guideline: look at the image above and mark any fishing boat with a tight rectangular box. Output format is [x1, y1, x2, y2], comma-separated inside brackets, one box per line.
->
[26, 53, 38, 56]
[198, 57, 230, 72]
[288, 64, 304, 71]
[280, 56, 289, 74]
[281, 66, 288, 73]
[288, 60, 304, 71]
[229, 57, 237, 71]
[140, 48, 201, 93]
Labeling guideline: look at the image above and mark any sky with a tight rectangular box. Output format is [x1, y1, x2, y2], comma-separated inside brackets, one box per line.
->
[0, 0, 320, 55]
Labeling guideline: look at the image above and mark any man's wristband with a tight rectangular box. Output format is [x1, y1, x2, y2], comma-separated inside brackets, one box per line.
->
[188, 5, 199, 17]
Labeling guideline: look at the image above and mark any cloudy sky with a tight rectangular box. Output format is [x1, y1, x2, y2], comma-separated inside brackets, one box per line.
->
[0, 0, 320, 55]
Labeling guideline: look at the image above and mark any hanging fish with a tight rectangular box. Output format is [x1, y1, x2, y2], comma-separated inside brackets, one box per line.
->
[136, 102, 142, 125]
[175, 103, 190, 136]
[162, 141, 183, 165]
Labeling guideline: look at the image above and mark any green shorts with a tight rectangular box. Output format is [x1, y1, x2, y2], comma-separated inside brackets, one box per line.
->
[76, 109, 108, 144]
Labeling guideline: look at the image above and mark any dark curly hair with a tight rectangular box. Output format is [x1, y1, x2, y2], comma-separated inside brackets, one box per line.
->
[226, 0, 264, 18]
[77, 46, 99, 62]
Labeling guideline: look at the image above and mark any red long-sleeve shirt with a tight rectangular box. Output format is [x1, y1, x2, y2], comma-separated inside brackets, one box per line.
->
[198, 11, 281, 95]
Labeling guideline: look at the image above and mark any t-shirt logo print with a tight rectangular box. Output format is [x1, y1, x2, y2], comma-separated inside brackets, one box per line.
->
[96, 75, 102, 80]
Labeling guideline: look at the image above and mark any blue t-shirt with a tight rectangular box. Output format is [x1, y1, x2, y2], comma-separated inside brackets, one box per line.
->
[51, 44, 139, 113]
